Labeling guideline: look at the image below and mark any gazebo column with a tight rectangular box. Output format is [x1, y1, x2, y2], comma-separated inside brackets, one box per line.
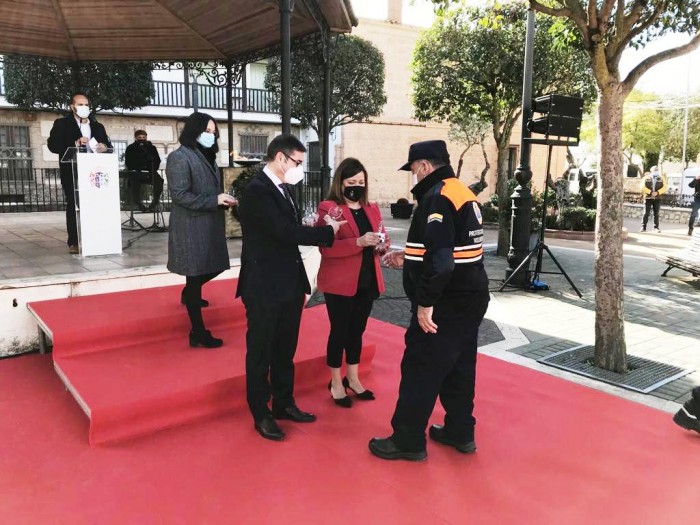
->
[279, 0, 293, 134]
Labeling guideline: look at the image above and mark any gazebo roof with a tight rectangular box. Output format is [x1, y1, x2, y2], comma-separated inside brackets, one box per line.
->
[0, 0, 357, 61]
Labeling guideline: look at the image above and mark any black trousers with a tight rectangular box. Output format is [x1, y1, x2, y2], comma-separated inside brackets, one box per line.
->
[244, 289, 305, 421]
[324, 288, 376, 368]
[131, 173, 164, 206]
[60, 173, 78, 247]
[390, 292, 490, 452]
[183, 272, 220, 333]
[642, 199, 661, 229]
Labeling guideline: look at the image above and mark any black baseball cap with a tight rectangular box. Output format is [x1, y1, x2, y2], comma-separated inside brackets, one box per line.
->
[398, 140, 450, 171]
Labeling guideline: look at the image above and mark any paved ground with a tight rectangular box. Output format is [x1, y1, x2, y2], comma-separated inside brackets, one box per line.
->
[2, 210, 698, 409]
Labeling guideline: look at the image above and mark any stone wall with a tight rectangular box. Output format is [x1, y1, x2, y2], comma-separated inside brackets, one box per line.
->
[1, 109, 283, 170]
[623, 203, 691, 224]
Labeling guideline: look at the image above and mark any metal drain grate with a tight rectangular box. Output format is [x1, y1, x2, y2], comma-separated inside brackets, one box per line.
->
[538, 345, 693, 393]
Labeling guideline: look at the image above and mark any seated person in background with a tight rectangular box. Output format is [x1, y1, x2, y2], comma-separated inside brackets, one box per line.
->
[125, 130, 163, 212]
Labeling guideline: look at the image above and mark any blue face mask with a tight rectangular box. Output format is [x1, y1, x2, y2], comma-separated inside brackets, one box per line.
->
[197, 132, 216, 149]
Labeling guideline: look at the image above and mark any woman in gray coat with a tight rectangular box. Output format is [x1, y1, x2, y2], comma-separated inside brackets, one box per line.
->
[166, 112, 236, 348]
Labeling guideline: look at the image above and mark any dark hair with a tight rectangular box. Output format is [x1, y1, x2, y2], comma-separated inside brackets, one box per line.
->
[134, 129, 147, 137]
[70, 91, 89, 104]
[178, 112, 219, 154]
[327, 157, 369, 206]
[266, 133, 306, 161]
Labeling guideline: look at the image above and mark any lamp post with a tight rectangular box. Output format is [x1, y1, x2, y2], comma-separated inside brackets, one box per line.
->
[280, 0, 293, 134]
[505, 7, 535, 286]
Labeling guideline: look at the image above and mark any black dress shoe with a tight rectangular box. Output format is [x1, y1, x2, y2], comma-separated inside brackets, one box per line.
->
[254, 416, 285, 441]
[329, 381, 352, 408]
[181, 288, 210, 308]
[429, 424, 477, 454]
[272, 406, 316, 423]
[189, 330, 223, 348]
[368, 437, 426, 461]
[343, 377, 375, 400]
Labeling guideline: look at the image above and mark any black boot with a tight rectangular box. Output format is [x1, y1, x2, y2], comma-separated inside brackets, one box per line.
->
[189, 330, 223, 349]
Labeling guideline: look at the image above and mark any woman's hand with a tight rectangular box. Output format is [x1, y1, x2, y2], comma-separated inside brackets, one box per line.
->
[218, 193, 237, 207]
[357, 232, 380, 247]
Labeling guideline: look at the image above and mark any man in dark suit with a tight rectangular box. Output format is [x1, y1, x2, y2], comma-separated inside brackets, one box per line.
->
[124, 129, 163, 212]
[47, 92, 112, 253]
[236, 134, 345, 441]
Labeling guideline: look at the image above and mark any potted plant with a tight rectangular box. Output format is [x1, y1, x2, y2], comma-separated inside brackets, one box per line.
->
[391, 197, 414, 219]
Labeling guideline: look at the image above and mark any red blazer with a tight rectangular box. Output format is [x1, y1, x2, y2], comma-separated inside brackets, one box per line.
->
[316, 200, 387, 297]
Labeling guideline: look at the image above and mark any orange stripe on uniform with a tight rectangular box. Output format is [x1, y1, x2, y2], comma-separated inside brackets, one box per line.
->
[454, 248, 483, 259]
[440, 178, 477, 210]
[405, 247, 426, 256]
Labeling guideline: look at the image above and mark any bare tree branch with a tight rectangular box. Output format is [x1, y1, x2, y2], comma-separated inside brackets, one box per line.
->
[598, 0, 616, 35]
[622, 34, 700, 94]
[612, 2, 664, 65]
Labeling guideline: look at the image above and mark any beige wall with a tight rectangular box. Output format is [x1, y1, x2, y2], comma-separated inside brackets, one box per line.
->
[342, 18, 568, 204]
[0, 109, 281, 170]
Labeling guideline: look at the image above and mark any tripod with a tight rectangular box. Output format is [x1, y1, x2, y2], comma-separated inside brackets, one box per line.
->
[499, 145, 582, 298]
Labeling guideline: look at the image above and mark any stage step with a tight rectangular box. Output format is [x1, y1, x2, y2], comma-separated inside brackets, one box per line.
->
[27, 280, 375, 445]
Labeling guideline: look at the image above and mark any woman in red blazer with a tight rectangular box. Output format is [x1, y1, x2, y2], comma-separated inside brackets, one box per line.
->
[316, 158, 388, 408]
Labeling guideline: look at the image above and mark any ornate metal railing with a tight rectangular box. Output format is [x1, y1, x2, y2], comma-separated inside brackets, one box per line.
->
[292, 171, 328, 214]
[0, 168, 172, 213]
[623, 191, 694, 208]
[151, 79, 276, 113]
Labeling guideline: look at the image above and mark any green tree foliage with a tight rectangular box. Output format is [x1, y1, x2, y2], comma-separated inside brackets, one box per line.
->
[412, 2, 595, 255]
[3, 55, 154, 111]
[265, 34, 387, 135]
[622, 92, 671, 171]
[660, 102, 700, 166]
[429, 1, 700, 371]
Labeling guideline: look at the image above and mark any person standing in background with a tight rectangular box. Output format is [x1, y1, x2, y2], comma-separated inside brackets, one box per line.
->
[166, 113, 236, 349]
[640, 166, 667, 233]
[48, 92, 112, 254]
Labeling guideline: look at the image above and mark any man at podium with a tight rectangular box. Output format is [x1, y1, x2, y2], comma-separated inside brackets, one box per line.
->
[125, 130, 163, 212]
[48, 92, 112, 254]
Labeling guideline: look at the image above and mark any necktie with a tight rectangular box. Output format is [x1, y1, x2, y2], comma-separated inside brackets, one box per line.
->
[279, 184, 299, 221]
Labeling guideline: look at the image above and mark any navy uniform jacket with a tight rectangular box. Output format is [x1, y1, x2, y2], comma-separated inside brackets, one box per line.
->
[403, 165, 489, 310]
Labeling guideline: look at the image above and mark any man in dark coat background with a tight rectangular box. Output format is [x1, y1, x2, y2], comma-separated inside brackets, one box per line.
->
[124, 129, 163, 212]
[47, 92, 112, 253]
[236, 133, 344, 441]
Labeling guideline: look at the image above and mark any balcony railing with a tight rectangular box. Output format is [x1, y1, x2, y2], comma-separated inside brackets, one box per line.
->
[0, 65, 276, 114]
[151, 79, 277, 113]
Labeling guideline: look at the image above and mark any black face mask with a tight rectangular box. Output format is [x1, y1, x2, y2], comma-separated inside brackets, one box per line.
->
[343, 185, 365, 202]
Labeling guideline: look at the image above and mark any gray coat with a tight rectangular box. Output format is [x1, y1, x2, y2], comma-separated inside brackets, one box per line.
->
[166, 146, 230, 276]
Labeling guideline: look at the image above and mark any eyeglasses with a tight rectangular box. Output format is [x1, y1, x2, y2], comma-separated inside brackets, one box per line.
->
[283, 153, 304, 167]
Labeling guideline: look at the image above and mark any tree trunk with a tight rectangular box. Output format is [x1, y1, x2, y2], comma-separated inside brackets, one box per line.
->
[456, 147, 468, 178]
[496, 144, 510, 256]
[594, 86, 627, 373]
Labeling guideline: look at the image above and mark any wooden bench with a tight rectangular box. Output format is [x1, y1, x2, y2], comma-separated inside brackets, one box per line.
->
[658, 231, 700, 277]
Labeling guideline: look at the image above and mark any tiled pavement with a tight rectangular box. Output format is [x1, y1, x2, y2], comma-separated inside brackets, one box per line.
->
[2, 210, 698, 409]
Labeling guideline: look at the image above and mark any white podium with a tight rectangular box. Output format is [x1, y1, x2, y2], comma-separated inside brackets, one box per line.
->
[61, 149, 122, 256]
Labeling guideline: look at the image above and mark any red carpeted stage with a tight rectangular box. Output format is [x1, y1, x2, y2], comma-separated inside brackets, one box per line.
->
[1, 281, 697, 524]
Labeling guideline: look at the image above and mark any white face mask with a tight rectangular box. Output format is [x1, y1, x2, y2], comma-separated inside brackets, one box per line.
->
[197, 132, 216, 149]
[75, 106, 90, 119]
[285, 164, 305, 185]
[411, 173, 418, 187]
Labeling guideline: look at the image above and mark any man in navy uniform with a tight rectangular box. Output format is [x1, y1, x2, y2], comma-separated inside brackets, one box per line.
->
[370, 140, 490, 461]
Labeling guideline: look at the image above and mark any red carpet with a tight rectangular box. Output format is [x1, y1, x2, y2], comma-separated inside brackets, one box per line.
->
[1, 322, 699, 524]
[27, 280, 374, 444]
